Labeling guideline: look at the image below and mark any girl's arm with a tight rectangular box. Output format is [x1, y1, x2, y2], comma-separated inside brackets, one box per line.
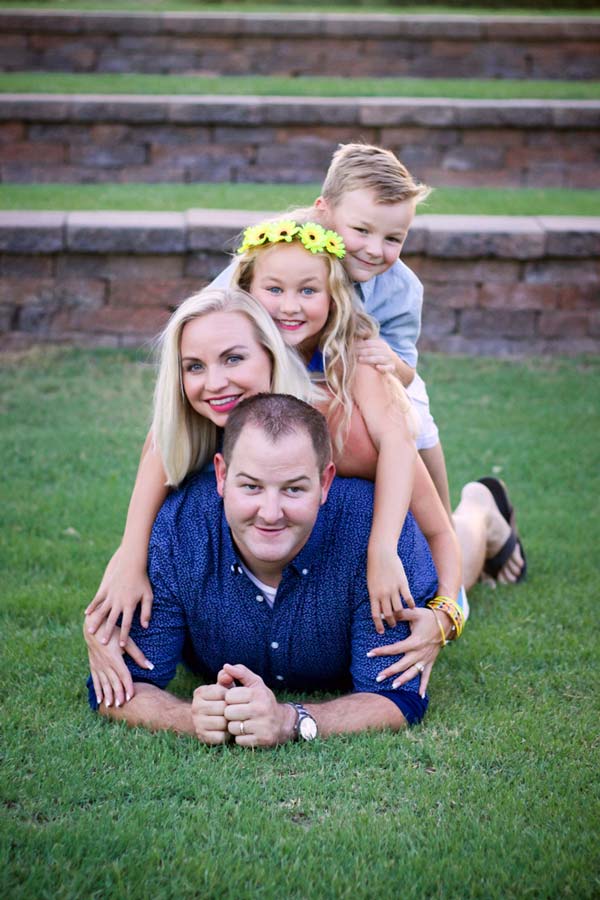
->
[366, 456, 462, 693]
[85, 429, 169, 647]
[351, 364, 418, 634]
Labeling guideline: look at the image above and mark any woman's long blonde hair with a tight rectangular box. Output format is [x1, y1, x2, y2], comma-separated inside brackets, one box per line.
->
[232, 211, 412, 452]
[152, 287, 312, 486]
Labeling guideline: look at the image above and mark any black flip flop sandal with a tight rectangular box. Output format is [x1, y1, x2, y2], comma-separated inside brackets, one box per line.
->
[478, 476, 528, 583]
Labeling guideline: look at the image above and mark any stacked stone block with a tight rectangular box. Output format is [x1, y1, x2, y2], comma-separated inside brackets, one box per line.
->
[1, 10, 599, 354]
[2, 12, 599, 80]
[1, 211, 597, 355]
[2, 96, 598, 189]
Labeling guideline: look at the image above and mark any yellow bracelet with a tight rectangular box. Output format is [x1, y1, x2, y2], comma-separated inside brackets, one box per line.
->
[430, 607, 447, 647]
[427, 598, 464, 639]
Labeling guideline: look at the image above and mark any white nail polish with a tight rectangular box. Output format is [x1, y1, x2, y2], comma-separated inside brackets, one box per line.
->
[375, 674, 383, 683]
[126, 693, 131, 702]
[146, 661, 155, 670]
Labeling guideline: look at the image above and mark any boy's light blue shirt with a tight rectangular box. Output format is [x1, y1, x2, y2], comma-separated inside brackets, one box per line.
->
[358, 260, 422, 369]
[208, 258, 423, 369]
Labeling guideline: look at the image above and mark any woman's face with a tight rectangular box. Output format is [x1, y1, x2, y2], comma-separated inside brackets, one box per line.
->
[180, 311, 272, 427]
[249, 242, 331, 361]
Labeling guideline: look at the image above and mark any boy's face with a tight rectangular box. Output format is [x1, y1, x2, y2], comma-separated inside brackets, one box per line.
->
[316, 187, 415, 283]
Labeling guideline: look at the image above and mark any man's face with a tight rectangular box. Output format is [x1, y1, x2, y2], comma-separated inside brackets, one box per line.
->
[316, 187, 415, 283]
[215, 424, 335, 586]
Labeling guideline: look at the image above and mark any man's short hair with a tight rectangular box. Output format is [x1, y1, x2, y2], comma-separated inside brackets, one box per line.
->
[222, 394, 332, 474]
[321, 142, 431, 207]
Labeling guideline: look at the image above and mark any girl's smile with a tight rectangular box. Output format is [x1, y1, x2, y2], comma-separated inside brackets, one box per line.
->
[249, 242, 331, 361]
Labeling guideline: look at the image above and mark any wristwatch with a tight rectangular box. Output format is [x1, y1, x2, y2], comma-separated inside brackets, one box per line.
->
[289, 702, 318, 741]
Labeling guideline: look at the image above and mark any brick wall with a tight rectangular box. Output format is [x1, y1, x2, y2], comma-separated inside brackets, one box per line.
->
[2, 96, 598, 189]
[1, 211, 598, 356]
[2, 11, 599, 79]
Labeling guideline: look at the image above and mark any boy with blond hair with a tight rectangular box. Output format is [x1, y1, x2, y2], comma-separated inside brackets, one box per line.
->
[313, 143, 451, 517]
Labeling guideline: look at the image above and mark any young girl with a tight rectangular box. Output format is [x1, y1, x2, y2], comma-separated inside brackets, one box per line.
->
[86, 224, 455, 703]
[232, 217, 421, 629]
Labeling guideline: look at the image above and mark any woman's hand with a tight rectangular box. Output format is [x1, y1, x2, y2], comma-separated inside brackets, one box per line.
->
[367, 607, 443, 696]
[367, 546, 415, 635]
[85, 547, 154, 647]
[84, 617, 154, 708]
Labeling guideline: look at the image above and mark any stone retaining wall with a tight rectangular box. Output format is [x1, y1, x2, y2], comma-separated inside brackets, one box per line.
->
[2, 95, 598, 189]
[2, 11, 599, 79]
[1, 210, 598, 356]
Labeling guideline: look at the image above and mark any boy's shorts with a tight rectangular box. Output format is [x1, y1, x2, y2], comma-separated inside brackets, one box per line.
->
[407, 372, 439, 451]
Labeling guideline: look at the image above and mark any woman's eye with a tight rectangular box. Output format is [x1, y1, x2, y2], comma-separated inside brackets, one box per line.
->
[354, 227, 368, 235]
[386, 236, 401, 244]
[226, 355, 243, 364]
[301, 287, 315, 296]
[186, 363, 203, 373]
[267, 286, 282, 295]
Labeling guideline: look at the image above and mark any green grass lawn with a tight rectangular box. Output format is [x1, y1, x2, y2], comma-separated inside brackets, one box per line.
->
[4, 73, 599, 99]
[1, 347, 599, 898]
[1, 183, 599, 216]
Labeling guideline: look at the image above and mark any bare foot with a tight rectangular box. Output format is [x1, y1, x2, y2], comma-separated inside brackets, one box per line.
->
[460, 482, 525, 584]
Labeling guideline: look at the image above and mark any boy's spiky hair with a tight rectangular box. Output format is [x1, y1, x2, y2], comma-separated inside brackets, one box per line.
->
[321, 142, 431, 207]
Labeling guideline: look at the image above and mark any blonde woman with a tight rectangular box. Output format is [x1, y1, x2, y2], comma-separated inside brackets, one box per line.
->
[86, 287, 312, 654]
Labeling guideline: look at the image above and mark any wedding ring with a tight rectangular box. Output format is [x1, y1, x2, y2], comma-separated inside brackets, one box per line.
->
[415, 662, 424, 674]
[239, 721, 245, 735]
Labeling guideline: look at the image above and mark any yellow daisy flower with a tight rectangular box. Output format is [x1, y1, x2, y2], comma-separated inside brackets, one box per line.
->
[298, 222, 327, 254]
[324, 229, 346, 259]
[237, 221, 271, 253]
[268, 220, 300, 244]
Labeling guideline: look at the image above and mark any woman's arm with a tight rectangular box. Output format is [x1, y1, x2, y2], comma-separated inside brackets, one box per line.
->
[86, 429, 169, 646]
[351, 364, 418, 634]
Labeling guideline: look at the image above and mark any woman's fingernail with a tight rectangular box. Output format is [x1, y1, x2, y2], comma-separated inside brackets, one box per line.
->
[393, 680, 400, 688]
[366, 651, 374, 658]
[115, 700, 121, 708]
[126, 693, 131, 702]
[375, 674, 384, 683]
[146, 661, 154, 670]
[105, 700, 111, 707]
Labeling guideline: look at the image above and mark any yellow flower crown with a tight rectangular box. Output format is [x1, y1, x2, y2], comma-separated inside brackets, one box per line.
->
[237, 219, 346, 259]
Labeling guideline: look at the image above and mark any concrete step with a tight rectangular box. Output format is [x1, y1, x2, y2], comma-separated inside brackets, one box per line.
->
[2, 94, 598, 189]
[2, 10, 599, 80]
[1, 209, 598, 356]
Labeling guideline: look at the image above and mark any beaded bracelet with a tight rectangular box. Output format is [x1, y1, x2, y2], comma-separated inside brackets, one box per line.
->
[426, 595, 464, 639]
[429, 607, 448, 647]
[433, 598, 464, 638]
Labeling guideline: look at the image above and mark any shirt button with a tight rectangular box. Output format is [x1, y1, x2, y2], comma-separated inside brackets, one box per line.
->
[275, 675, 284, 681]
[230, 564, 235, 572]
[271, 641, 279, 649]
[256, 594, 264, 602]
[301, 568, 308, 575]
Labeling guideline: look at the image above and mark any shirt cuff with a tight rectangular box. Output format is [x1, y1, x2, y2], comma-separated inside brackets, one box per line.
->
[376, 688, 429, 726]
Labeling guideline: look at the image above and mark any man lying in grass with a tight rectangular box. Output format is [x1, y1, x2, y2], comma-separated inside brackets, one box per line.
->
[85, 391, 524, 746]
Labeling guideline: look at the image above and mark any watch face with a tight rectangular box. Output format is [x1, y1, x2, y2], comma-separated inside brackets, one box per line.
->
[299, 715, 318, 741]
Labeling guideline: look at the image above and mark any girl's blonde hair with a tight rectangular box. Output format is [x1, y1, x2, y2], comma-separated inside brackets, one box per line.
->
[152, 287, 312, 486]
[232, 211, 413, 452]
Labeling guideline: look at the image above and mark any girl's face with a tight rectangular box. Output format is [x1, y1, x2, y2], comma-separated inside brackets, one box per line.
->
[249, 242, 331, 360]
[180, 311, 272, 427]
